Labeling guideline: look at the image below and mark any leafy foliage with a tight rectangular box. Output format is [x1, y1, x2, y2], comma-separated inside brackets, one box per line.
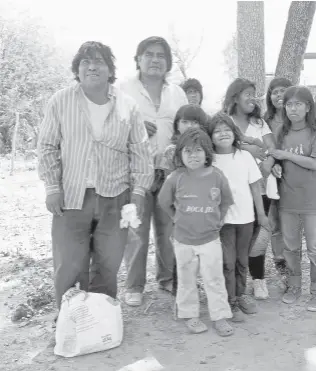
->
[0, 16, 72, 153]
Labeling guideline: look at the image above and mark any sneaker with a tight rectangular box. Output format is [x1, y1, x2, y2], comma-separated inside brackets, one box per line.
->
[125, 292, 143, 306]
[238, 294, 257, 314]
[253, 279, 269, 300]
[282, 286, 301, 304]
[230, 304, 246, 322]
[307, 296, 316, 312]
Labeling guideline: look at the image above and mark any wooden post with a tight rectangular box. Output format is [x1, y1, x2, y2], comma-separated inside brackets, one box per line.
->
[10, 111, 20, 176]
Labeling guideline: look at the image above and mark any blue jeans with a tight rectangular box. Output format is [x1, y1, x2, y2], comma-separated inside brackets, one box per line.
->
[281, 211, 316, 294]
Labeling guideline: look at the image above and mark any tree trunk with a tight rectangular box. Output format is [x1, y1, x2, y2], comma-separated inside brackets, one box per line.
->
[237, 1, 265, 99]
[275, 1, 316, 84]
[10, 111, 20, 175]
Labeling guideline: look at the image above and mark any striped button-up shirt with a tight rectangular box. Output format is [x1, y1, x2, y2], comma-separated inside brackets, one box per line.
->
[119, 74, 188, 168]
[38, 83, 154, 210]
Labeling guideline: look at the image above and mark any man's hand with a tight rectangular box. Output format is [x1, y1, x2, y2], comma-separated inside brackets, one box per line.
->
[245, 144, 267, 161]
[46, 193, 64, 216]
[144, 121, 157, 138]
[272, 164, 282, 178]
[257, 214, 271, 232]
[131, 193, 145, 219]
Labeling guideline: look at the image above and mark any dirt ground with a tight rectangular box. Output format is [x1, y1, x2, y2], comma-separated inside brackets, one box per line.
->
[1, 157, 316, 371]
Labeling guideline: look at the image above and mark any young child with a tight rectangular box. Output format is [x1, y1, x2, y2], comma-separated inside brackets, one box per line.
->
[208, 113, 270, 322]
[222, 78, 277, 300]
[160, 104, 208, 176]
[159, 104, 209, 296]
[158, 128, 234, 336]
[268, 86, 316, 311]
[264, 78, 293, 273]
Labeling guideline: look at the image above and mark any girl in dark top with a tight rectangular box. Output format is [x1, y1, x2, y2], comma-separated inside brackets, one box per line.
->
[264, 78, 293, 273]
[269, 86, 316, 311]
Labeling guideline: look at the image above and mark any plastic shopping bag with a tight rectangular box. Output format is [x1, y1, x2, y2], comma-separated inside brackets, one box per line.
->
[54, 286, 123, 357]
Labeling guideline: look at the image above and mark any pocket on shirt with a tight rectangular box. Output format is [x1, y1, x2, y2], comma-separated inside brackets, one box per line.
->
[101, 116, 131, 153]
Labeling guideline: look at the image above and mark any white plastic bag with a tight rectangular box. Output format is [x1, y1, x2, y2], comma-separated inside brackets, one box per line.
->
[54, 287, 123, 357]
[306, 348, 316, 371]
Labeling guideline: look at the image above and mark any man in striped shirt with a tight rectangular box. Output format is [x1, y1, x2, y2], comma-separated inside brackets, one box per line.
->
[38, 41, 154, 310]
[120, 37, 188, 306]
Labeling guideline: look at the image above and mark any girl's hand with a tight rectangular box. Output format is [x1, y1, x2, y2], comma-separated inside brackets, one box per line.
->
[259, 160, 273, 178]
[245, 144, 267, 161]
[257, 214, 271, 231]
[272, 164, 282, 178]
[268, 149, 289, 160]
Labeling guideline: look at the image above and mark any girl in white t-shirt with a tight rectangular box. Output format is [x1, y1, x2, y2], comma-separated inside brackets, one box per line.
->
[208, 113, 270, 323]
[222, 78, 277, 300]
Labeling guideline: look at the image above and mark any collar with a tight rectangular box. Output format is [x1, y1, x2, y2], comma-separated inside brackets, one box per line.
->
[74, 82, 116, 98]
[136, 71, 169, 87]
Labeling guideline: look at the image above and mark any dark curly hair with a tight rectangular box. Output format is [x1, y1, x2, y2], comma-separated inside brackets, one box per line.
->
[134, 36, 172, 72]
[173, 128, 213, 168]
[171, 104, 208, 143]
[71, 41, 116, 83]
[222, 78, 263, 126]
[264, 77, 293, 125]
[279, 86, 316, 145]
[207, 112, 242, 152]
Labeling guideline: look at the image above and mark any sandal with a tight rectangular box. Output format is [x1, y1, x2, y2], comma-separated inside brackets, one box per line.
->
[213, 319, 234, 337]
[185, 318, 208, 334]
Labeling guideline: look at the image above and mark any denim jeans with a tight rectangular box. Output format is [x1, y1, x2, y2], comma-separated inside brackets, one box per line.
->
[220, 223, 254, 305]
[281, 211, 316, 294]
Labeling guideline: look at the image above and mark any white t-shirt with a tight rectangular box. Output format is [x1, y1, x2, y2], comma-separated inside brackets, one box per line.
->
[85, 96, 112, 186]
[244, 118, 272, 144]
[86, 98, 112, 140]
[213, 150, 262, 224]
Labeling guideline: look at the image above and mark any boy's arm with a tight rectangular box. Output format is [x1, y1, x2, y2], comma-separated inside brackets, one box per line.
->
[158, 173, 176, 220]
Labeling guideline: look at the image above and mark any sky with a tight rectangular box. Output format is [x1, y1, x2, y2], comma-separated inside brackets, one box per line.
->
[2, 0, 316, 112]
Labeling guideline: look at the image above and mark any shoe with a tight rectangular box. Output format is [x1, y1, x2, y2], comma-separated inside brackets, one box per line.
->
[307, 296, 316, 312]
[185, 318, 208, 334]
[230, 304, 246, 322]
[213, 319, 234, 337]
[282, 286, 301, 304]
[238, 294, 257, 314]
[125, 292, 143, 306]
[253, 279, 269, 300]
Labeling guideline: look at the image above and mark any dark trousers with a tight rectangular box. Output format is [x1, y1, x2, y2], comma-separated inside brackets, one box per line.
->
[124, 189, 174, 293]
[52, 188, 129, 309]
[248, 195, 271, 280]
[220, 223, 254, 305]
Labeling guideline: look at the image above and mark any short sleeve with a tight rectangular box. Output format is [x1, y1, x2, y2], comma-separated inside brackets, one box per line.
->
[160, 144, 176, 171]
[310, 134, 316, 158]
[243, 150, 262, 184]
[261, 119, 272, 137]
[220, 172, 234, 207]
